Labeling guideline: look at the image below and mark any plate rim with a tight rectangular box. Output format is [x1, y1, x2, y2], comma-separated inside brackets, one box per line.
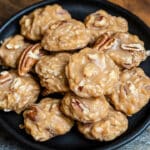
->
[0, 0, 150, 150]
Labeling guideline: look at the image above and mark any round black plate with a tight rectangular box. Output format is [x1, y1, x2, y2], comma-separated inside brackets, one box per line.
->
[0, 0, 150, 150]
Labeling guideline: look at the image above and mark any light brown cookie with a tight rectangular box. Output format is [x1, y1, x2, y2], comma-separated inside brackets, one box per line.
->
[23, 98, 74, 142]
[0, 70, 40, 113]
[35, 53, 70, 95]
[78, 108, 128, 141]
[60, 93, 110, 123]
[66, 47, 120, 98]
[0, 35, 44, 75]
[109, 68, 150, 116]
[0, 35, 29, 68]
[94, 32, 147, 69]
[20, 4, 71, 40]
[85, 10, 128, 43]
[41, 19, 90, 51]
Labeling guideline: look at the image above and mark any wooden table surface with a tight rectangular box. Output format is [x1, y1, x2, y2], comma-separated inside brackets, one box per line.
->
[0, 0, 150, 150]
[0, 0, 150, 27]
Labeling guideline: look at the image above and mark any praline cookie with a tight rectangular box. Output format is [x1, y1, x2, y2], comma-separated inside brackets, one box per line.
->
[0, 35, 29, 68]
[35, 53, 70, 95]
[84, 10, 128, 43]
[78, 108, 128, 141]
[42, 19, 90, 51]
[0, 70, 40, 113]
[23, 98, 74, 142]
[94, 32, 147, 69]
[109, 68, 150, 116]
[60, 92, 109, 123]
[20, 4, 71, 40]
[66, 47, 120, 98]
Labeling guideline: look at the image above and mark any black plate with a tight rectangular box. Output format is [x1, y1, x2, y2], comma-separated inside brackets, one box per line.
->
[0, 0, 150, 150]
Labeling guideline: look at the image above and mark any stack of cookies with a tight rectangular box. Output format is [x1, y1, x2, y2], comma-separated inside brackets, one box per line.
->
[0, 4, 150, 142]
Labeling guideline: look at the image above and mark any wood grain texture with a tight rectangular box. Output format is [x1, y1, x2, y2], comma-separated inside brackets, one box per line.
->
[0, 1, 150, 150]
[0, 0, 149, 27]
[0, 0, 41, 25]
[108, 0, 150, 26]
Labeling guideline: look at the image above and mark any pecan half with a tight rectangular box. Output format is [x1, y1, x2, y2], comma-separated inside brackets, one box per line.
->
[121, 43, 144, 51]
[0, 71, 12, 84]
[94, 33, 115, 51]
[18, 43, 43, 76]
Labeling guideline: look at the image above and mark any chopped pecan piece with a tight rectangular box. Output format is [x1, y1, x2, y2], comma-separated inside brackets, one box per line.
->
[93, 15, 107, 27]
[0, 71, 12, 84]
[71, 98, 89, 112]
[45, 127, 56, 137]
[26, 106, 38, 121]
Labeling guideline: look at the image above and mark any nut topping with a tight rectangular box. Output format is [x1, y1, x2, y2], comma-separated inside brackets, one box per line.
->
[94, 16, 107, 27]
[0, 71, 12, 84]
[121, 43, 144, 51]
[18, 43, 43, 76]
[26, 106, 38, 121]
[94, 34, 115, 51]
[71, 98, 89, 113]
[71, 99, 90, 115]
